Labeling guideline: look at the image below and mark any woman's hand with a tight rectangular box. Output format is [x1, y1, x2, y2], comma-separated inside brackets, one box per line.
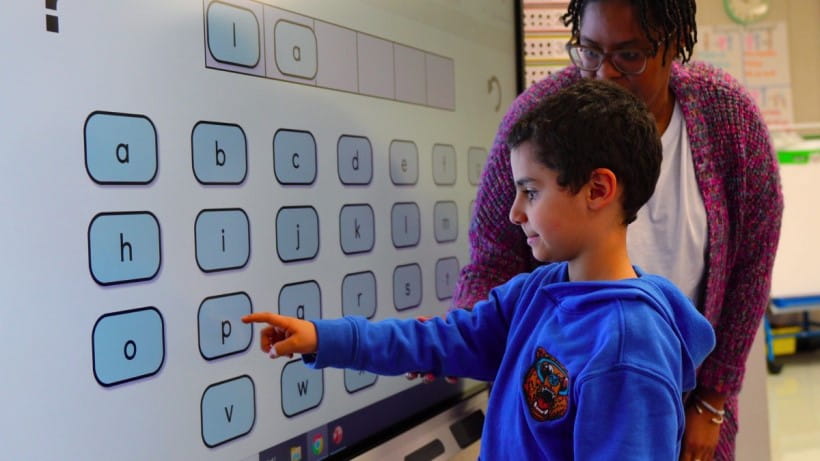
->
[679, 391, 726, 461]
[242, 312, 317, 358]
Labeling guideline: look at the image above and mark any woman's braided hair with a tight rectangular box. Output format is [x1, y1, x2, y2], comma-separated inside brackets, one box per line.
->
[562, 0, 697, 64]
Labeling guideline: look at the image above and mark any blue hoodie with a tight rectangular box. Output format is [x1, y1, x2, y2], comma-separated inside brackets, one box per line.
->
[307, 262, 715, 460]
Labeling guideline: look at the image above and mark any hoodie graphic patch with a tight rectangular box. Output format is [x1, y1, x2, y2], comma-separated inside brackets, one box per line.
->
[523, 347, 569, 421]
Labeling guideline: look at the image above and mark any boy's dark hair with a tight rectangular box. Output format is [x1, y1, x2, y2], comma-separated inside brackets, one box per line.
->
[563, 0, 698, 64]
[506, 79, 661, 225]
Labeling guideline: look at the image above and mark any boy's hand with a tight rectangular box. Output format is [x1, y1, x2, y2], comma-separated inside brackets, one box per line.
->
[241, 312, 317, 358]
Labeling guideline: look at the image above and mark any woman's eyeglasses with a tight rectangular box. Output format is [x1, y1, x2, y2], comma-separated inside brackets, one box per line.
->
[565, 43, 652, 75]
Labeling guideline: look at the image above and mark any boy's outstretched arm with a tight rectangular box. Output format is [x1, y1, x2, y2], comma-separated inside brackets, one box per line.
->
[242, 312, 317, 358]
[241, 275, 525, 378]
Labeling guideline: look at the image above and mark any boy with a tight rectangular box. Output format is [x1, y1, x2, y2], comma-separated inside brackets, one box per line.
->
[243, 79, 715, 459]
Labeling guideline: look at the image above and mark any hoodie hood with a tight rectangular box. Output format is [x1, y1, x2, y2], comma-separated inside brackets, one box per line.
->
[538, 263, 716, 392]
[629, 269, 716, 390]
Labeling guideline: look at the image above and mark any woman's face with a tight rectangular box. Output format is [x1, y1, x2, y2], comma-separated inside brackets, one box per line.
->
[578, 0, 676, 119]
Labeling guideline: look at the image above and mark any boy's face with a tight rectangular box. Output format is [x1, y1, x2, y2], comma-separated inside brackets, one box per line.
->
[508, 141, 588, 263]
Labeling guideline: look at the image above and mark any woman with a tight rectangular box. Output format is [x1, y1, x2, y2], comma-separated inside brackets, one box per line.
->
[454, 0, 783, 459]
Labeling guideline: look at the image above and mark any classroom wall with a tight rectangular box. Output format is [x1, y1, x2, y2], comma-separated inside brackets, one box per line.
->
[697, 0, 820, 131]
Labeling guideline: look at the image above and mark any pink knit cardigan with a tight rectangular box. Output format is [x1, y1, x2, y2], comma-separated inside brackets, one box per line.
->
[454, 61, 783, 397]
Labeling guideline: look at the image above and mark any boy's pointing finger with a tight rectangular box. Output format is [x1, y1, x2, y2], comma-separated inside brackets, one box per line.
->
[242, 312, 285, 325]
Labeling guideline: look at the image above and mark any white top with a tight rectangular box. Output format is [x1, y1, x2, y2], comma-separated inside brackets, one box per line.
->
[627, 102, 708, 306]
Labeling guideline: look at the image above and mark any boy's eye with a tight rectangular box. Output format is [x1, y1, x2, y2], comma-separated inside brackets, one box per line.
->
[525, 190, 537, 201]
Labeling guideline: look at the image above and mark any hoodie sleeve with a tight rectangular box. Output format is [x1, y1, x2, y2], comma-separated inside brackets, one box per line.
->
[574, 366, 683, 460]
[304, 273, 529, 381]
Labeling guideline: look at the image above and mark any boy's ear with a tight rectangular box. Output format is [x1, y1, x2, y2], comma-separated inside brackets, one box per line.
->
[586, 168, 618, 210]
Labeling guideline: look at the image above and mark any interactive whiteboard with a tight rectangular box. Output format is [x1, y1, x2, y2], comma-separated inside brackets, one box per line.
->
[0, 1, 518, 459]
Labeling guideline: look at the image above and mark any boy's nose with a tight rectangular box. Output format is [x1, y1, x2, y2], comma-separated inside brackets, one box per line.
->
[509, 202, 524, 225]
